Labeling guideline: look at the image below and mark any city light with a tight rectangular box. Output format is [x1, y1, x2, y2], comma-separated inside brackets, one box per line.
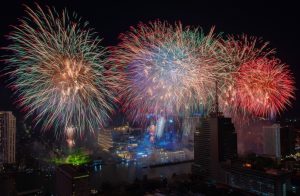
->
[51, 149, 90, 166]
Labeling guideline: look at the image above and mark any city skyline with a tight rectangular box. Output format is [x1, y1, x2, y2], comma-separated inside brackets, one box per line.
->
[0, 1, 300, 195]
[0, 1, 299, 123]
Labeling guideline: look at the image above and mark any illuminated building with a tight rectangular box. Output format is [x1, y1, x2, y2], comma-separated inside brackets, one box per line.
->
[56, 164, 89, 196]
[113, 123, 129, 132]
[155, 149, 186, 164]
[98, 129, 113, 152]
[262, 124, 281, 159]
[100, 121, 194, 166]
[192, 116, 237, 182]
[165, 150, 186, 162]
[0, 111, 16, 164]
[116, 150, 132, 160]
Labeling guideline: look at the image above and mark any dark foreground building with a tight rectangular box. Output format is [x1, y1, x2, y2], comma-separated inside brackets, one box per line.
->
[224, 164, 292, 196]
[56, 164, 89, 196]
[280, 125, 297, 157]
[0, 111, 16, 164]
[192, 116, 237, 183]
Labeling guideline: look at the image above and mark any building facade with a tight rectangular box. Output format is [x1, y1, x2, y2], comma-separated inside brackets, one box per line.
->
[262, 124, 281, 159]
[192, 116, 237, 182]
[225, 165, 291, 196]
[0, 111, 16, 164]
[56, 164, 89, 196]
[280, 125, 296, 157]
[98, 129, 114, 152]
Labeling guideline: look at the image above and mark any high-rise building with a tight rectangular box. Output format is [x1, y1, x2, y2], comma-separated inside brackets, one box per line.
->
[262, 124, 281, 159]
[280, 125, 296, 157]
[192, 118, 210, 177]
[56, 164, 89, 196]
[192, 116, 237, 182]
[218, 117, 238, 162]
[0, 111, 16, 164]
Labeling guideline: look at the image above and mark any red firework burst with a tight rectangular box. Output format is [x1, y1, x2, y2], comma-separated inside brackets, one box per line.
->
[235, 57, 295, 117]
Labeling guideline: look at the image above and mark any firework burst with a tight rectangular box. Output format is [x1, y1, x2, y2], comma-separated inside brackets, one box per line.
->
[216, 35, 278, 118]
[217, 35, 274, 68]
[111, 20, 219, 121]
[5, 5, 116, 134]
[234, 58, 294, 117]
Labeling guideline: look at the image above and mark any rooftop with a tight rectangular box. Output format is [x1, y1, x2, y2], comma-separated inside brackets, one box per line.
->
[56, 164, 89, 179]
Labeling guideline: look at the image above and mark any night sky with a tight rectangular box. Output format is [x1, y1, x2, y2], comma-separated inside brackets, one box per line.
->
[0, 0, 299, 120]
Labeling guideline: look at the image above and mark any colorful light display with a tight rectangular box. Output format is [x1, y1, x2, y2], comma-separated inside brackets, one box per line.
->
[111, 20, 220, 121]
[235, 58, 294, 117]
[4, 5, 295, 134]
[5, 5, 117, 134]
[51, 149, 90, 166]
[217, 35, 294, 119]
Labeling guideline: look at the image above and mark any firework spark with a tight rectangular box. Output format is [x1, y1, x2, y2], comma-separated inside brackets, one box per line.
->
[5, 5, 116, 134]
[111, 20, 219, 121]
[217, 35, 274, 68]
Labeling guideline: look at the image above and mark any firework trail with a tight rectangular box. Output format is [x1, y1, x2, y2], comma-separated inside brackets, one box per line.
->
[111, 20, 219, 121]
[217, 35, 274, 69]
[5, 5, 117, 134]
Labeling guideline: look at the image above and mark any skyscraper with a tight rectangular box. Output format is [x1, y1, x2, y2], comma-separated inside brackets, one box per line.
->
[192, 116, 237, 182]
[192, 117, 210, 177]
[0, 111, 16, 164]
[262, 124, 281, 159]
[280, 125, 296, 157]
